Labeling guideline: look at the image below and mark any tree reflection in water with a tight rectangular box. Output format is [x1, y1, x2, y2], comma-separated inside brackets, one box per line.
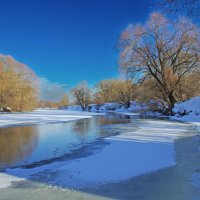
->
[97, 115, 131, 125]
[0, 115, 132, 170]
[0, 126, 38, 169]
[72, 115, 131, 138]
[73, 119, 91, 136]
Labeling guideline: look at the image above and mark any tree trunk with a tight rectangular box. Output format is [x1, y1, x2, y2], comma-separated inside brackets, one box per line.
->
[167, 91, 176, 115]
[80, 104, 85, 111]
[125, 101, 131, 109]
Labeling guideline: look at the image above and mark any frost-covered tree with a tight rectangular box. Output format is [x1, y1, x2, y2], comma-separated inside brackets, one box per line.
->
[119, 12, 200, 114]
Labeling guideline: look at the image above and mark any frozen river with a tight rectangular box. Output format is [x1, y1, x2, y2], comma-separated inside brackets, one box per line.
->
[0, 111, 200, 199]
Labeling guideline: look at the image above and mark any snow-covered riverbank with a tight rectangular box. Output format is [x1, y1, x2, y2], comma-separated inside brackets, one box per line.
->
[0, 109, 104, 128]
[170, 96, 200, 132]
[78, 96, 200, 133]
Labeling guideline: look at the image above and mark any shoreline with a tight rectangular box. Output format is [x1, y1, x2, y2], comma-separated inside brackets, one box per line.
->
[112, 110, 200, 134]
[0, 109, 105, 128]
[1, 107, 199, 133]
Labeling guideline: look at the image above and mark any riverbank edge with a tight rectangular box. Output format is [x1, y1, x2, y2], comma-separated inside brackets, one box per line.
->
[0, 109, 106, 128]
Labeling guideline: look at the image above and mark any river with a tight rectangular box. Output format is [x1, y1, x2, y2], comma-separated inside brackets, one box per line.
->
[0, 112, 200, 200]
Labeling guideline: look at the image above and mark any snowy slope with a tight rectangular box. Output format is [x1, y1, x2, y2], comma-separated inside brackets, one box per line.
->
[170, 96, 200, 146]
[172, 96, 200, 122]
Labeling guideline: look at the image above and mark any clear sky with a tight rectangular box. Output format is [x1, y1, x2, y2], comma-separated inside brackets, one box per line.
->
[0, 0, 151, 100]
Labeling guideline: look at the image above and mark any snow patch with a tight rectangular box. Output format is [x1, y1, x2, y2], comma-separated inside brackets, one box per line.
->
[0, 173, 25, 189]
[171, 96, 200, 132]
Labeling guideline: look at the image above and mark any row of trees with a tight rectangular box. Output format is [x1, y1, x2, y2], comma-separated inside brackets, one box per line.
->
[70, 80, 136, 111]
[69, 70, 200, 113]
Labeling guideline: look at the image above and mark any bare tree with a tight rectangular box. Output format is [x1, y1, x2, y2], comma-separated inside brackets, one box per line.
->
[71, 81, 91, 111]
[119, 12, 200, 114]
[156, 0, 200, 20]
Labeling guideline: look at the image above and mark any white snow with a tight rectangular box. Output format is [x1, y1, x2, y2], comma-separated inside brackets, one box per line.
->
[66, 101, 144, 113]
[1, 140, 175, 189]
[50, 140, 175, 188]
[0, 173, 25, 189]
[171, 96, 200, 132]
[172, 96, 200, 121]
[0, 109, 104, 128]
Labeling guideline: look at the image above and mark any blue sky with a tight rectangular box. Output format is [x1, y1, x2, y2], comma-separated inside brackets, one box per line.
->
[0, 0, 151, 100]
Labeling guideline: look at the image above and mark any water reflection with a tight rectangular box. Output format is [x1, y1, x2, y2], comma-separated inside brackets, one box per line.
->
[0, 115, 134, 170]
[96, 114, 132, 125]
[73, 119, 91, 136]
[0, 126, 38, 169]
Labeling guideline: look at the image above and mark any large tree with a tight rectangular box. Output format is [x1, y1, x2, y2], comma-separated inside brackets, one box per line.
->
[119, 12, 200, 114]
